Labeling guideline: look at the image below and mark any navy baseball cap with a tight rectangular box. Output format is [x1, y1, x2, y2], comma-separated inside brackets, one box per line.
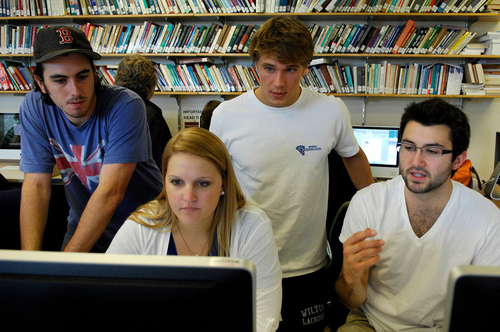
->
[34, 26, 101, 63]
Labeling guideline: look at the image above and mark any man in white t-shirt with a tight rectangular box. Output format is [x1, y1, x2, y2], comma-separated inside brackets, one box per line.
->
[336, 98, 500, 331]
[210, 16, 374, 331]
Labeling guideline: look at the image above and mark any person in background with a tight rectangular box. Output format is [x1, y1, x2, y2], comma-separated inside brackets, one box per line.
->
[114, 54, 172, 170]
[107, 127, 282, 332]
[209, 16, 374, 331]
[336, 98, 500, 331]
[200, 99, 221, 130]
[19, 26, 163, 252]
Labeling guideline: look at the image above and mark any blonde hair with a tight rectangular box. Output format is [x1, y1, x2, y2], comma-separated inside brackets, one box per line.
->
[129, 127, 245, 257]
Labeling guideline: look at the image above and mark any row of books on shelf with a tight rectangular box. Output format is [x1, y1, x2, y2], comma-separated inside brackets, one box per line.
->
[0, 22, 260, 55]
[0, 0, 263, 16]
[0, 59, 34, 91]
[0, 0, 492, 16]
[462, 60, 500, 94]
[304, 59, 463, 95]
[0, 25, 40, 55]
[0, 20, 478, 56]
[3, 56, 498, 96]
[311, 20, 477, 55]
[296, 0, 492, 13]
[99, 61, 261, 92]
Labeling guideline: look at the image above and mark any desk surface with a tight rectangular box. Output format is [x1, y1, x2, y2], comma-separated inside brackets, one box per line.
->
[0, 162, 61, 184]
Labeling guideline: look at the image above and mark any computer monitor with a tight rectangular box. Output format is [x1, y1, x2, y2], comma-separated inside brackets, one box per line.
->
[0, 112, 21, 160]
[352, 126, 400, 179]
[443, 265, 500, 331]
[0, 250, 255, 331]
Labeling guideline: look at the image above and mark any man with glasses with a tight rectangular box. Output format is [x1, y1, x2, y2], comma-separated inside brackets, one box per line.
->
[335, 98, 500, 331]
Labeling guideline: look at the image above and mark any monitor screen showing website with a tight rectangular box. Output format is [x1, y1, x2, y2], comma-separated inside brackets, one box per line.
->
[352, 126, 400, 179]
[0, 250, 256, 331]
[0, 113, 21, 160]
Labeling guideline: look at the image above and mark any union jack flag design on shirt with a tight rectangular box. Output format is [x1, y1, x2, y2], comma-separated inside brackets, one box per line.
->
[50, 138, 104, 190]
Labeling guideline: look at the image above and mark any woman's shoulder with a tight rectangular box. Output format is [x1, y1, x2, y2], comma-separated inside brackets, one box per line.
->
[238, 203, 270, 221]
[234, 204, 273, 233]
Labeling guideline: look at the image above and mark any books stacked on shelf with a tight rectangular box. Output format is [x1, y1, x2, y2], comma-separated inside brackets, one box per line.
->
[478, 60, 500, 94]
[461, 82, 485, 94]
[304, 58, 463, 95]
[464, 62, 484, 83]
[0, 0, 264, 16]
[462, 61, 485, 94]
[478, 32, 500, 55]
[97, 65, 117, 85]
[0, 25, 43, 55]
[459, 42, 487, 55]
[0, 0, 492, 15]
[0, 60, 34, 91]
[309, 21, 476, 55]
[79, 22, 260, 55]
[274, 0, 491, 12]
[486, 0, 500, 10]
[153, 60, 259, 93]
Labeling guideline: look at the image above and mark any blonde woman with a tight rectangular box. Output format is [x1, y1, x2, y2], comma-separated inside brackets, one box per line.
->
[107, 127, 282, 332]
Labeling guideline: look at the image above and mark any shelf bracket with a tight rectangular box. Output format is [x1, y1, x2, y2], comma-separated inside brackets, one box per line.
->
[361, 96, 367, 125]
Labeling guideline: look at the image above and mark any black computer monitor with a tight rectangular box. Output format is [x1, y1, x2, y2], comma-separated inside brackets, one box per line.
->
[0, 250, 255, 331]
[443, 265, 500, 332]
[352, 125, 400, 179]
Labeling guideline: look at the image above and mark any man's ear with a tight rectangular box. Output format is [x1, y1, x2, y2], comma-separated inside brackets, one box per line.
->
[452, 151, 468, 171]
[302, 65, 309, 76]
[34, 75, 46, 94]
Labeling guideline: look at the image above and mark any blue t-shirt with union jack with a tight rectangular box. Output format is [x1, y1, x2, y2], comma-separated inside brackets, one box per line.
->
[20, 85, 163, 251]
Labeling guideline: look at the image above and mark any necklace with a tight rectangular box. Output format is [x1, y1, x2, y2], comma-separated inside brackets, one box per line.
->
[177, 227, 209, 256]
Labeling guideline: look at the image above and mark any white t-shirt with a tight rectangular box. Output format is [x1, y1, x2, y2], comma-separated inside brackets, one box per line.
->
[210, 87, 359, 277]
[340, 177, 500, 331]
[107, 204, 282, 332]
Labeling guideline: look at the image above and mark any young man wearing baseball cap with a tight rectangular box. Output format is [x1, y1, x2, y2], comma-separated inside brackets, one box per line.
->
[19, 26, 163, 252]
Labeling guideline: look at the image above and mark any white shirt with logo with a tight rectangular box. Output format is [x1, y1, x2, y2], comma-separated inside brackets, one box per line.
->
[210, 87, 359, 277]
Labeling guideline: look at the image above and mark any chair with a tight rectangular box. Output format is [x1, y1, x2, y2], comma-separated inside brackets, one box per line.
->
[0, 174, 22, 249]
[324, 150, 357, 330]
[326, 201, 351, 331]
[0, 174, 69, 251]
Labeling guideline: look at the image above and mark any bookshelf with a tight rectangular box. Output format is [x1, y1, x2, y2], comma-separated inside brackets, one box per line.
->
[0, 7, 498, 178]
[0, 12, 499, 96]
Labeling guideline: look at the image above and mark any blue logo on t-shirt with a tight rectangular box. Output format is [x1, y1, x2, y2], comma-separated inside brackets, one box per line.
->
[296, 145, 322, 156]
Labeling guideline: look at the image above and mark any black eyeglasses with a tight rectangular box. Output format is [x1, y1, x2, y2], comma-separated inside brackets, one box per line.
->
[396, 142, 453, 158]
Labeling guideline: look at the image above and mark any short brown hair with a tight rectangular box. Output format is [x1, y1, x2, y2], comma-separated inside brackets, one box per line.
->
[115, 54, 157, 100]
[249, 16, 314, 65]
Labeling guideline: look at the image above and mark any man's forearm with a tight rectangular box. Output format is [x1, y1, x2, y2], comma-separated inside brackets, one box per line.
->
[335, 270, 368, 311]
[343, 149, 375, 190]
[20, 175, 52, 250]
[63, 162, 137, 252]
[62, 189, 123, 252]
